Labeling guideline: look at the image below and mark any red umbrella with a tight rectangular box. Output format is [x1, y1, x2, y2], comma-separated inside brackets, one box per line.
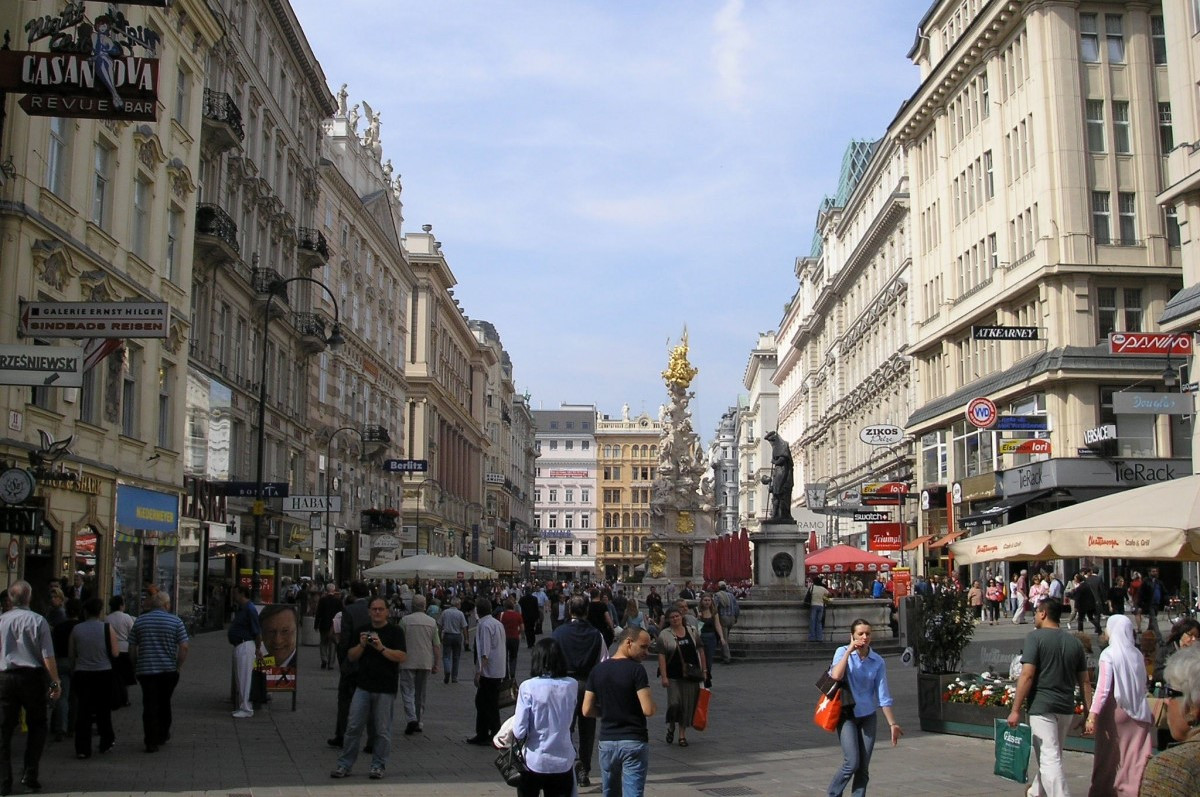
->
[739, 528, 752, 580]
[806, 530, 818, 554]
[703, 538, 715, 583]
[804, 544, 895, 575]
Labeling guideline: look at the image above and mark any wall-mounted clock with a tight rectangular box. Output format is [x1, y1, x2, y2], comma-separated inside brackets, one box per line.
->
[0, 468, 34, 505]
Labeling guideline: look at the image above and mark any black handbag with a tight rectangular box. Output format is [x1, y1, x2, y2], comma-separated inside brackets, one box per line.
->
[815, 671, 855, 708]
[682, 662, 705, 682]
[497, 678, 518, 709]
[802, 586, 813, 609]
[494, 738, 527, 787]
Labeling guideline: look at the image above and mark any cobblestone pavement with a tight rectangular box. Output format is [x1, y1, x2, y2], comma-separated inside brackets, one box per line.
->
[16, 623, 1091, 796]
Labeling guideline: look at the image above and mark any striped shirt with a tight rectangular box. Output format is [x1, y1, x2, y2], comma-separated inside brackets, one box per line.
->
[129, 609, 188, 675]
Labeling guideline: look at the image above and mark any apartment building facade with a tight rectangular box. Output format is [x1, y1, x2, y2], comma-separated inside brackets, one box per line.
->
[532, 405, 598, 581]
[737, 332, 779, 535]
[710, 407, 740, 535]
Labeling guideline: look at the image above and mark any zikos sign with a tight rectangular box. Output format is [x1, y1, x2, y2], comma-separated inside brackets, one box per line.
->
[1108, 333, 1193, 355]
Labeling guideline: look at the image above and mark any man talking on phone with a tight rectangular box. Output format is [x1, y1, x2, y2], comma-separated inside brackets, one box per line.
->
[331, 597, 406, 781]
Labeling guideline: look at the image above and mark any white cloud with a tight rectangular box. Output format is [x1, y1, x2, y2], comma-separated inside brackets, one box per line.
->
[711, 0, 751, 111]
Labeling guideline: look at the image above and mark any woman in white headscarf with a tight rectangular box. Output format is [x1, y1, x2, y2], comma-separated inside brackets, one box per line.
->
[1086, 612, 1152, 796]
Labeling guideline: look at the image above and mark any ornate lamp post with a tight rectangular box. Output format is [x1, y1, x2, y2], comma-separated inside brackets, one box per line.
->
[251, 274, 343, 602]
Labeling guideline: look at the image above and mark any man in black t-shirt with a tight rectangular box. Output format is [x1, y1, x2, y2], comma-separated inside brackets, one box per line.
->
[331, 598, 406, 781]
[583, 627, 656, 797]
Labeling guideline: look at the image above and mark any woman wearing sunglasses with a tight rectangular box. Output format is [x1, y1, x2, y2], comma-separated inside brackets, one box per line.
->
[1139, 642, 1200, 796]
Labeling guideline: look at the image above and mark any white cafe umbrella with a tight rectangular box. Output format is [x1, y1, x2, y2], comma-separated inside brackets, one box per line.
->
[362, 554, 497, 580]
[949, 475, 1200, 565]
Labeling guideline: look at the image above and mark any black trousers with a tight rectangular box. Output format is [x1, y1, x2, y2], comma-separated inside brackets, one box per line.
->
[73, 670, 115, 756]
[0, 669, 48, 783]
[136, 671, 179, 747]
[571, 679, 596, 773]
[475, 676, 502, 740]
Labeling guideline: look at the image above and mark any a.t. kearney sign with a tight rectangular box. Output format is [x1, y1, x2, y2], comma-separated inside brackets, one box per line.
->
[0, 5, 162, 121]
[972, 326, 1041, 340]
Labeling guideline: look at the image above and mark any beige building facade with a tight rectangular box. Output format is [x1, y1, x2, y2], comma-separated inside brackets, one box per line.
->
[897, 0, 1186, 562]
[594, 407, 660, 580]
[0, 0, 222, 612]
[737, 332, 779, 535]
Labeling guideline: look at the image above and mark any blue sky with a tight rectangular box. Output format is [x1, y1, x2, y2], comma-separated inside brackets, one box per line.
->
[291, 0, 931, 439]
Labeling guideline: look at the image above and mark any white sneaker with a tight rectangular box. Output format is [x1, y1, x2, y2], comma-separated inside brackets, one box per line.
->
[232, 709, 254, 718]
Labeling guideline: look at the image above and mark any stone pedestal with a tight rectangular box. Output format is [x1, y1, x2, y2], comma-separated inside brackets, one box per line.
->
[647, 507, 717, 582]
[750, 520, 806, 594]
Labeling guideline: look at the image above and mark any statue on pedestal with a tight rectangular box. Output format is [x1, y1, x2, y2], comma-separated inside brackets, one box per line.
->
[762, 431, 794, 523]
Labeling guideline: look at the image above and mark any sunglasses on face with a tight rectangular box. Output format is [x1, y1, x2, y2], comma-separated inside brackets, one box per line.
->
[1163, 685, 1185, 698]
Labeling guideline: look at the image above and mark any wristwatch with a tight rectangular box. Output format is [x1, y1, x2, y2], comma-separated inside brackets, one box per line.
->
[49, 682, 60, 689]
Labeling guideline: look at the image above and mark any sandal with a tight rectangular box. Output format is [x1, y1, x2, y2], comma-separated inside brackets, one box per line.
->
[679, 738, 689, 747]
[665, 726, 675, 744]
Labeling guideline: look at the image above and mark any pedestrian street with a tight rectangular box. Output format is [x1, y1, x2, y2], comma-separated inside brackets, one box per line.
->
[11, 626, 1094, 796]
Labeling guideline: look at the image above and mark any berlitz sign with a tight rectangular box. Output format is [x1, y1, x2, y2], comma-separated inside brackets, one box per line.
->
[1108, 332, 1193, 355]
[858, 425, 903, 446]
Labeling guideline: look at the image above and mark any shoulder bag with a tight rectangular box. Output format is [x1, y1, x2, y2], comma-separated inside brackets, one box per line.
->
[802, 586, 813, 609]
[494, 737, 527, 787]
[813, 670, 853, 732]
[674, 635, 705, 682]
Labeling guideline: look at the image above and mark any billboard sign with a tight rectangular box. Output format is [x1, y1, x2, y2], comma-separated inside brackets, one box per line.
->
[858, 425, 903, 446]
[868, 523, 904, 552]
[999, 439, 1052, 456]
[282, 495, 341, 513]
[382, 459, 428, 473]
[1112, 392, 1193, 415]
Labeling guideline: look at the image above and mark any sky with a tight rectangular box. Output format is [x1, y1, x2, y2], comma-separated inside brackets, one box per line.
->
[290, 0, 932, 441]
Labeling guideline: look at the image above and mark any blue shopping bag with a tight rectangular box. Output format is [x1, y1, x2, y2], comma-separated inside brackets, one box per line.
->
[993, 719, 1031, 784]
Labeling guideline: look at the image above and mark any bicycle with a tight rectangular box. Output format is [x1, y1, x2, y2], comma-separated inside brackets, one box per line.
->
[185, 603, 208, 636]
[1165, 596, 1196, 626]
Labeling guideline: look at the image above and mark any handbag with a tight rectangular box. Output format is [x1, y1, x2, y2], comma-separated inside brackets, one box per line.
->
[993, 719, 1032, 784]
[497, 678, 518, 709]
[814, 687, 843, 732]
[682, 662, 705, 682]
[692, 686, 711, 731]
[802, 586, 813, 609]
[494, 737, 527, 787]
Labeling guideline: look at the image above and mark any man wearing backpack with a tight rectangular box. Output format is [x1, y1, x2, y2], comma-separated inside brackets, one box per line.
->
[715, 582, 739, 663]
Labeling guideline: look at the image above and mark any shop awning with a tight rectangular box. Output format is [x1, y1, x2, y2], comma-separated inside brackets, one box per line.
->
[957, 490, 1054, 529]
[901, 534, 936, 551]
[928, 530, 967, 549]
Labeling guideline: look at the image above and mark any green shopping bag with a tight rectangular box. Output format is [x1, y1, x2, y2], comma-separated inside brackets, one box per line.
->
[993, 719, 1031, 784]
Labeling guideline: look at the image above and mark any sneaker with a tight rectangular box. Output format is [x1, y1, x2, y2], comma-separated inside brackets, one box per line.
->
[404, 721, 419, 735]
[232, 709, 254, 719]
[326, 736, 344, 748]
[575, 762, 591, 787]
[369, 767, 383, 780]
[330, 766, 350, 779]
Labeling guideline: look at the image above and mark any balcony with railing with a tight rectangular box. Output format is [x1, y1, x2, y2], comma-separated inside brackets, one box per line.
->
[252, 266, 288, 320]
[362, 425, 391, 444]
[195, 203, 239, 264]
[201, 89, 244, 152]
[296, 227, 329, 268]
[294, 312, 328, 354]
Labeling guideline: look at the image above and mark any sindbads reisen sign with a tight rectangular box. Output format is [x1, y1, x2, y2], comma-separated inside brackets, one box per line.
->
[0, 345, 84, 387]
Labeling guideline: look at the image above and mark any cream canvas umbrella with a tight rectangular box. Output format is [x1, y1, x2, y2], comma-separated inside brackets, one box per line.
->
[363, 554, 497, 580]
[949, 474, 1200, 565]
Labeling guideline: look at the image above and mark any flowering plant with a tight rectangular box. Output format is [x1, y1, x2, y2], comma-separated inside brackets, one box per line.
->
[942, 672, 1087, 713]
[942, 673, 1016, 707]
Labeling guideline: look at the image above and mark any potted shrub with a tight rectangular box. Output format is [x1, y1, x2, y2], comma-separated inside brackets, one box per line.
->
[912, 589, 976, 728]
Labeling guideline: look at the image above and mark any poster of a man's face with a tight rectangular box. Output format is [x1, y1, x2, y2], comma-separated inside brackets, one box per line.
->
[257, 604, 298, 691]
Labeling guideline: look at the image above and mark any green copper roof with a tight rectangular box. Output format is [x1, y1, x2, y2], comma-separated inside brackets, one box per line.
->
[809, 138, 881, 258]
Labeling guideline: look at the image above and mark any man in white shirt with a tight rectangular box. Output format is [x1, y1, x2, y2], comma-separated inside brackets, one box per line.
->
[398, 595, 440, 735]
[465, 598, 506, 745]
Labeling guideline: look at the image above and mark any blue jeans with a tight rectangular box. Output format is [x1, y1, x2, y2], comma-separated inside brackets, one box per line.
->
[598, 739, 650, 797]
[442, 633, 462, 680]
[828, 712, 877, 797]
[810, 605, 826, 641]
[338, 689, 394, 772]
